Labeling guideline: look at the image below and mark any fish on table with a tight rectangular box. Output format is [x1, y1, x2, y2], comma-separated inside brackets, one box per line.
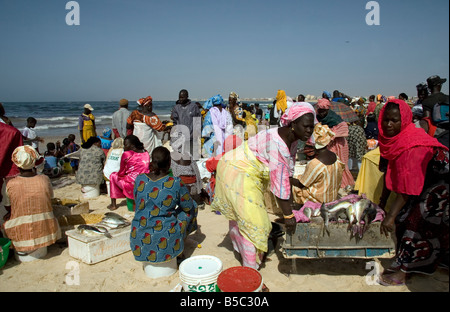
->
[77, 224, 112, 238]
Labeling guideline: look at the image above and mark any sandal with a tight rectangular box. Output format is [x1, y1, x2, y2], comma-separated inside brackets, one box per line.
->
[377, 273, 406, 286]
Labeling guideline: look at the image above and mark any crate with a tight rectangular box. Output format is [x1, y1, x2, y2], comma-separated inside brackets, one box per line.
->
[282, 217, 395, 259]
[66, 225, 131, 264]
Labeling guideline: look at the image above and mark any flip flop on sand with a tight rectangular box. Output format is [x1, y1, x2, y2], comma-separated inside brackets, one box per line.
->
[377, 273, 406, 286]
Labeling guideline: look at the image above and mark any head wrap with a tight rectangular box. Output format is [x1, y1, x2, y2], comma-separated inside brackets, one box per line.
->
[276, 90, 287, 113]
[11, 146, 42, 170]
[316, 98, 331, 109]
[378, 99, 447, 160]
[111, 137, 124, 149]
[103, 128, 112, 138]
[137, 96, 152, 107]
[411, 104, 423, 117]
[229, 92, 239, 100]
[313, 123, 335, 149]
[323, 91, 332, 99]
[280, 102, 317, 127]
[203, 94, 224, 110]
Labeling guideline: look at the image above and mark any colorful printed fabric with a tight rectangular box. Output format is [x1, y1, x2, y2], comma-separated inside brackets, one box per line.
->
[390, 148, 449, 274]
[76, 145, 106, 186]
[130, 174, 198, 263]
[328, 102, 359, 123]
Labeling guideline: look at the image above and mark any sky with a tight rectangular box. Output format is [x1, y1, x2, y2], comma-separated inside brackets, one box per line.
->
[0, 0, 448, 102]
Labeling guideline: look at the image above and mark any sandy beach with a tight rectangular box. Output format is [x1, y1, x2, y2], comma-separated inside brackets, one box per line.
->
[0, 134, 448, 293]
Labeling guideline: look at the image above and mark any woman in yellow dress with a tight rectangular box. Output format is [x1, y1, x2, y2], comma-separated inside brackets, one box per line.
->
[78, 103, 97, 143]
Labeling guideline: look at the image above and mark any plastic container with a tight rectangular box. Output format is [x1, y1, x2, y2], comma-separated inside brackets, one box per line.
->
[126, 198, 135, 212]
[143, 258, 178, 278]
[217, 266, 263, 292]
[0, 238, 12, 269]
[81, 185, 100, 198]
[14, 246, 48, 262]
[179, 255, 223, 292]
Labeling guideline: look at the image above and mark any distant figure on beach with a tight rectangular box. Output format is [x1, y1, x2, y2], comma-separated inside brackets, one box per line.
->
[254, 103, 263, 123]
[76, 137, 106, 197]
[66, 134, 79, 171]
[3, 146, 60, 254]
[228, 91, 245, 127]
[201, 95, 233, 158]
[292, 123, 344, 205]
[366, 95, 377, 116]
[171, 89, 201, 156]
[127, 96, 165, 155]
[315, 98, 354, 190]
[212, 103, 316, 270]
[0, 103, 14, 126]
[21, 117, 44, 153]
[78, 103, 97, 144]
[112, 98, 131, 139]
[130, 146, 198, 264]
[108, 135, 150, 211]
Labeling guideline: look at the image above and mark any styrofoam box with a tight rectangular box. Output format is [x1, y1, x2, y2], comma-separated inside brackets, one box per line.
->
[65, 225, 131, 264]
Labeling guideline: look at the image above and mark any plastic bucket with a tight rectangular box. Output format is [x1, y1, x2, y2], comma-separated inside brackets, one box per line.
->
[81, 185, 100, 198]
[0, 238, 11, 269]
[143, 258, 177, 278]
[217, 266, 263, 292]
[179, 255, 223, 292]
[14, 246, 48, 263]
[126, 198, 135, 212]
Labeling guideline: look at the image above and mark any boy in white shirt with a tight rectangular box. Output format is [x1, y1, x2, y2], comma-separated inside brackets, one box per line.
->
[21, 117, 44, 153]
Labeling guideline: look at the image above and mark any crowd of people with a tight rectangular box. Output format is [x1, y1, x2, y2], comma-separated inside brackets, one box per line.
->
[0, 74, 448, 288]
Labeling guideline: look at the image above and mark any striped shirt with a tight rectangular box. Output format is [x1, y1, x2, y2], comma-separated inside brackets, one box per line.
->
[294, 157, 345, 204]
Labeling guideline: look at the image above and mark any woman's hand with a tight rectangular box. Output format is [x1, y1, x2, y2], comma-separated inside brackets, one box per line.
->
[380, 214, 395, 237]
[284, 217, 296, 235]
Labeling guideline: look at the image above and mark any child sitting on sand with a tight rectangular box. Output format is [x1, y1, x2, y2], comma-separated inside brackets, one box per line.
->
[66, 134, 80, 171]
[43, 142, 63, 178]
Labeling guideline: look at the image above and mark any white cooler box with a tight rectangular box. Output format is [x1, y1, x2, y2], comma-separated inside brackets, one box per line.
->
[66, 225, 131, 264]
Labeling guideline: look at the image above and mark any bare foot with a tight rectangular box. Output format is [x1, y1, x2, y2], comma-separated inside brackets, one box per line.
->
[107, 204, 118, 211]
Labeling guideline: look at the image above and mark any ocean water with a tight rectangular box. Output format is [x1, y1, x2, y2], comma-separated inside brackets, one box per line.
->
[2, 100, 272, 139]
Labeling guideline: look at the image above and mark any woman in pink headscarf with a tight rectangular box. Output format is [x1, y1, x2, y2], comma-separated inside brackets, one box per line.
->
[211, 102, 316, 271]
[316, 98, 354, 190]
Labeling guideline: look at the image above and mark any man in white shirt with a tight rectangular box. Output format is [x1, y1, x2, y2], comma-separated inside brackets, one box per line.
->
[112, 99, 131, 138]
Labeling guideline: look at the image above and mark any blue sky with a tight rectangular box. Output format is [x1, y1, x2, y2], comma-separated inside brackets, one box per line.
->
[0, 0, 448, 101]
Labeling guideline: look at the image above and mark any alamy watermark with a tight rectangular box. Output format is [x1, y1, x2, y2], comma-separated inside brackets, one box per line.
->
[66, 1, 80, 26]
[366, 1, 380, 26]
[65, 260, 80, 285]
[365, 260, 382, 285]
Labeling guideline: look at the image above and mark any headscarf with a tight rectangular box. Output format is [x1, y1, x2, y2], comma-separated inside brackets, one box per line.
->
[111, 137, 124, 149]
[11, 146, 42, 170]
[316, 98, 331, 109]
[203, 94, 224, 110]
[276, 90, 287, 113]
[229, 92, 239, 100]
[313, 123, 335, 149]
[280, 102, 317, 127]
[378, 99, 447, 161]
[137, 96, 152, 107]
[377, 94, 386, 102]
[102, 128, 112, 138]
[323, 91, 332, 99]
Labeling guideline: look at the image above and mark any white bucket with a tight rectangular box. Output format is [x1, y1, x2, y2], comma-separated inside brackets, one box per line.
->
[15, 247, 48, 262]
[81, 185, 100, 198]
[179, 255, 223, 292]
[143, 258, 177, 279]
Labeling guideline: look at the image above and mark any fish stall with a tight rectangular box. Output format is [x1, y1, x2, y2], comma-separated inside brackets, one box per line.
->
[65, 212, 131, 264]
[281, 195, 396, 263]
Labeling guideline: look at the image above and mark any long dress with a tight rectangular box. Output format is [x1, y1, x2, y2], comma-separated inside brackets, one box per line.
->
[389, 147, 449, 274]
[202, 107, 233, 158]
[212, 128, 298, 269]
[130, 174, 198, 263]
[109, 150, 150, 200]
[4, 175, 61, 252]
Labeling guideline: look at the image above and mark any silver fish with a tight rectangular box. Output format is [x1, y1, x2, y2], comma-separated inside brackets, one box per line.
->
[320, 201, 353, 236]
[102, 212, 130, 227]
[78, 224, 112, 238]
[303, 207, 312, 219]
[350, 199, 376, 238]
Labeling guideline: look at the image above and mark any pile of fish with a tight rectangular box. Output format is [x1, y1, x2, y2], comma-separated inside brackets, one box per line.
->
[319, 199, 378, 239]
[77, 212, 130, 239]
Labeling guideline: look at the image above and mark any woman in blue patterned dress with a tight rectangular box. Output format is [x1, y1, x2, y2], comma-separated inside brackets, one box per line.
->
[130, 146, 198, 263]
